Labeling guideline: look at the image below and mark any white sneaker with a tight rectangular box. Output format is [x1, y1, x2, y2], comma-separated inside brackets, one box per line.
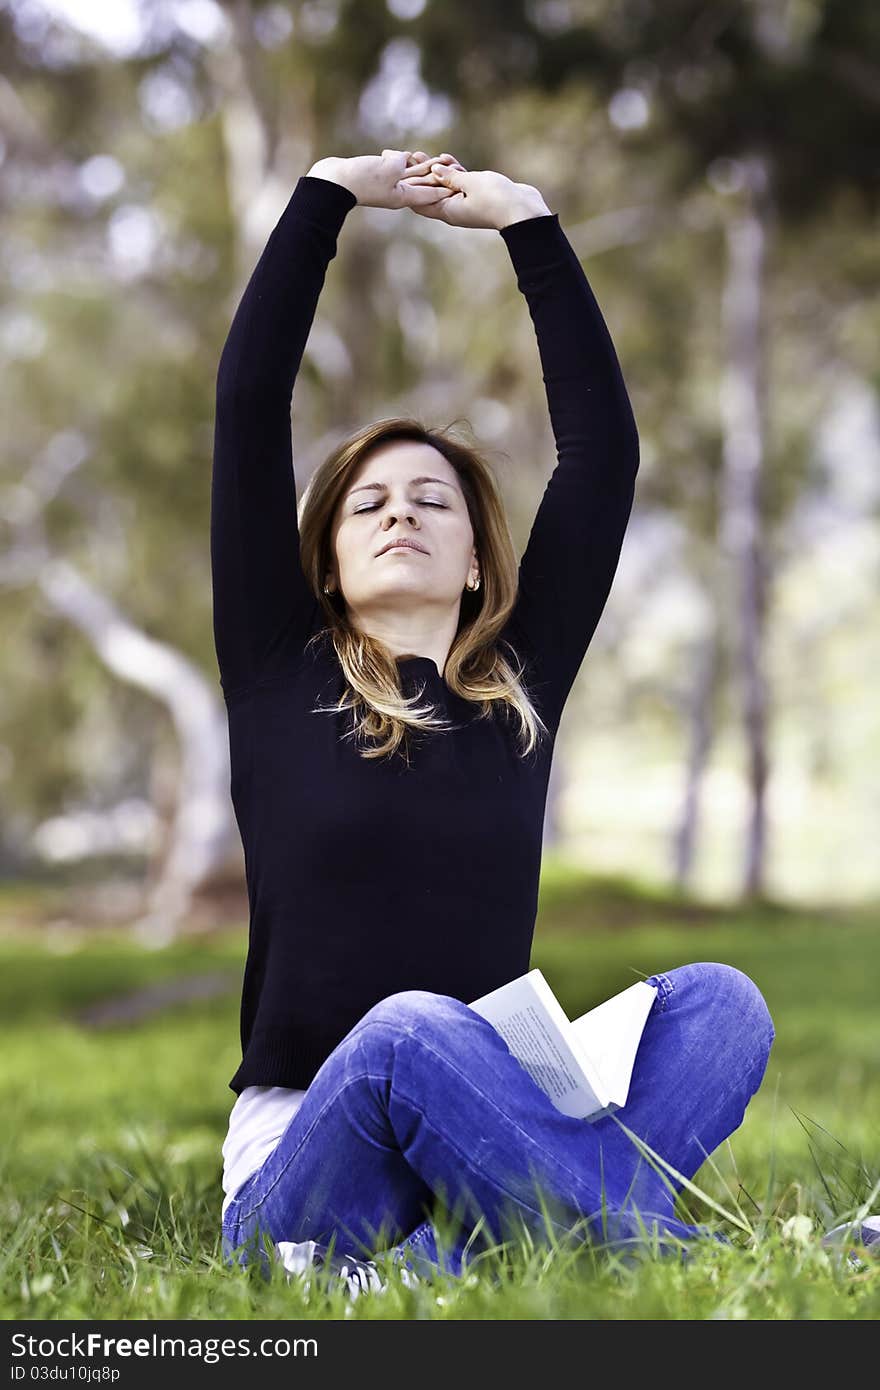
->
[274, 1238, 321, 1286]
[332, 1254, 389, 1299]
[821, 1214, 880, 1270]
[274, 1240, 419, 1299]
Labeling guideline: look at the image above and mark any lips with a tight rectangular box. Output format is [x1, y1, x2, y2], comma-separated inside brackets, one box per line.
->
[377, 539, 428, 556]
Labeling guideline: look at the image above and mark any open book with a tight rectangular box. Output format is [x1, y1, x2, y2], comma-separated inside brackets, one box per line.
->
[468, 969, 657, 1120]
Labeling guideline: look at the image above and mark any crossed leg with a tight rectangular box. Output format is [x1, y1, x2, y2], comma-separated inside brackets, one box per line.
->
[221, 962, 774, 1278]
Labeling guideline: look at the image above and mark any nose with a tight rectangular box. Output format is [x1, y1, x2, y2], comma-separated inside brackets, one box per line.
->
[380, 506, 420, 529]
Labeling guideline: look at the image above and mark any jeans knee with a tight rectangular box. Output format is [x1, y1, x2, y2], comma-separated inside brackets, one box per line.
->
[712, 963, 774, 1045]
[347, 990, 472, 1071]
[339, 990, 466, 1090]
[666, 961, 775, 1053]
[359, 989, 462, 1032]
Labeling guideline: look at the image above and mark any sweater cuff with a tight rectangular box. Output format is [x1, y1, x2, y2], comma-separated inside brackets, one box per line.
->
[499, 211, 570, 271]
[289, 174, 358, 232]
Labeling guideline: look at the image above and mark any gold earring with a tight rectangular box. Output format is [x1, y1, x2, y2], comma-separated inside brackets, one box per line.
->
[466, 575, 481, 592]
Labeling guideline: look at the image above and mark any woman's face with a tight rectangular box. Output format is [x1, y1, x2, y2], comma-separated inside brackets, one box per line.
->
[328, 441, 479, 620]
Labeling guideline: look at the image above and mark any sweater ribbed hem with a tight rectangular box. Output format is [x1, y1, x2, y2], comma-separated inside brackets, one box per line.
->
[290, 174, 358, 229]
[228, 1030, 344, 1095]
[499, 211, 569, 271]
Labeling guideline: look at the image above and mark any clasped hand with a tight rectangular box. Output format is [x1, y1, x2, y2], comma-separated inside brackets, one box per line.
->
[308, 148, 548, 231]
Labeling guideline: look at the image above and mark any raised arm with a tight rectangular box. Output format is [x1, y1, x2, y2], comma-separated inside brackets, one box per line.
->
[400, 160, 641, 733]
[497, 210, 640, 735]
[211, 150, 455, 698]
[210, 174, 358, 698]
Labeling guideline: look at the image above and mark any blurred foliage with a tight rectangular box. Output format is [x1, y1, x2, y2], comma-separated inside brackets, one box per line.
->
[0, 0, 877, 899]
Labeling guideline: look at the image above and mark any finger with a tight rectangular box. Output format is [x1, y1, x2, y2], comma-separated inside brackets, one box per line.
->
[400, 180, 455, 197]
[431, 161, 468, 179]
[407, 152, 464, 174]
[399, 184, 456, 207]
[399, 165, 451, 184]
[387, 149, 417, 176]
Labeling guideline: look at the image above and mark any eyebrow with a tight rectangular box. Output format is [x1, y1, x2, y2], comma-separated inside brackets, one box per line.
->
[347, 476, 457, 498]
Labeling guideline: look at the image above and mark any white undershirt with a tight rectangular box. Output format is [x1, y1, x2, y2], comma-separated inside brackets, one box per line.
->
[221, 1085, 308, 1219]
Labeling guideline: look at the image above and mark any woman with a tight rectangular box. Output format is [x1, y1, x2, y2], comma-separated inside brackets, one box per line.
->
[212, 147, 775, 1294]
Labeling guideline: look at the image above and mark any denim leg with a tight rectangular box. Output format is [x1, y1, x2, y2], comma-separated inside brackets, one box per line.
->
[223, 989, 644, 1279]
[222, 966, 773, 1280]
[383, 962, 775, 1275]
[586, 962, 775, 1220]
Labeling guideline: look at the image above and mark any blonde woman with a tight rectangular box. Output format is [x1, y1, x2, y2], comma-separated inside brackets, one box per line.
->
[213, 148, 775, 1294]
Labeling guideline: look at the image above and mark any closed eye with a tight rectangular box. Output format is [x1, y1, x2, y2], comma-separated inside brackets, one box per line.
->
[354, 501, 447, 513]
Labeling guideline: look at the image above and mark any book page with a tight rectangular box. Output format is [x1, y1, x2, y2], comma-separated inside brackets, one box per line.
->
[469, 969, 608, 1119]
[569, 981, 657, 1107]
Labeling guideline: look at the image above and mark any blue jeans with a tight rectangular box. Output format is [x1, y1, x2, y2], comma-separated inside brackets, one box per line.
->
[221, 962, 774, 1279]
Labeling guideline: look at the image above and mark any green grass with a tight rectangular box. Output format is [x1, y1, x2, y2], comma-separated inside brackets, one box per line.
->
[1, 874, 878, 1319]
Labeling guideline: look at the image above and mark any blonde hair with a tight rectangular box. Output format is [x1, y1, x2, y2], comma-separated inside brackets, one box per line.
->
[298, 417, 550, 765]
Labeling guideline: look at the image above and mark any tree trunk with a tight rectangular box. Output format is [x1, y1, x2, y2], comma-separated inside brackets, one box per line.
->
[38, 558, 241, 944]
[718, 154, 773, 900]
[672, 621, 720, 890]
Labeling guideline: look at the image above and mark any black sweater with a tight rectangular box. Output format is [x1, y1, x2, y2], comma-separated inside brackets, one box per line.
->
[211, 175, 639, 1094]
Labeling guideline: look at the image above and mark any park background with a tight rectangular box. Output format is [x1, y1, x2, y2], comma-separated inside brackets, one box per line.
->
[0, 0, 877, 1318]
